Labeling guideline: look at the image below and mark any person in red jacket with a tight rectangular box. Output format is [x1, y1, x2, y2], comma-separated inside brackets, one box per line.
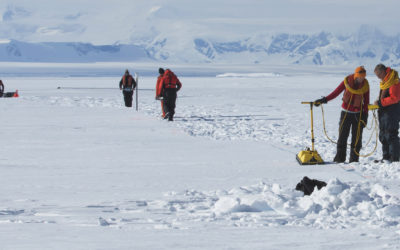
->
[373, 64, 400, 162]
[155, 68, 166, 118]
[314, 66, 370, 163]
[119, 69, 136, 107]
[158, 69, 182, 121]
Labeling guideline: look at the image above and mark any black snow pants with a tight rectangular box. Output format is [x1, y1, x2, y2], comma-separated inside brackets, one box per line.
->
[334, 111, 366, 163]
[123, 89, 134, 107]
[378, 103, 400, 162]
[163, 89, 177, 121]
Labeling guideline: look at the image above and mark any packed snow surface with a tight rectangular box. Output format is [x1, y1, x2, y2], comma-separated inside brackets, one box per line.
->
[0, 66, 400, 249]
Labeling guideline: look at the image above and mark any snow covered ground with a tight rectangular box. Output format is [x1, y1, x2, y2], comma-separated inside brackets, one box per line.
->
[1, 67, 400, 249]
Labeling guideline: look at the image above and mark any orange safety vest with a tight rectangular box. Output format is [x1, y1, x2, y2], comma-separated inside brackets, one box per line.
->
[342, 74, 366, 109]
[162, 70, 181, 89]
[122, 75, 134, 88]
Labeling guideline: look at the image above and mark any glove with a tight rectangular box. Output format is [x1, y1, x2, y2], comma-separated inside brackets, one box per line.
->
[314, 97, 327, 107]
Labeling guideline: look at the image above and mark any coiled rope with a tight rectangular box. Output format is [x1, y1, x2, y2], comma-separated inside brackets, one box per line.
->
[319, 103, 379, 157]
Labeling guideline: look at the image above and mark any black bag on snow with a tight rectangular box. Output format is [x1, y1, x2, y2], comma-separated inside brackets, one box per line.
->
[295, 176, 327, 196]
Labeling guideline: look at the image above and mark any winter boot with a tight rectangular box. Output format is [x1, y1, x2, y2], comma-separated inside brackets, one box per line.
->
[349, 149, 359, 163]
[333, 149, 346, 163]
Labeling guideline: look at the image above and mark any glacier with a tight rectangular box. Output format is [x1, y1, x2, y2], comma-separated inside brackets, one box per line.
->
[0, 26, 399, 66]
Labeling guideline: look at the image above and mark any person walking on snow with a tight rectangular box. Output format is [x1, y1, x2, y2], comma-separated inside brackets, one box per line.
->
[119, 69, 137, 107]
[0, 80, 4, 97]
[314, 66, 370, 163]
[373, 64, 400, 162]
[155, 68, 166, 118]
[158, 69, 182, 121]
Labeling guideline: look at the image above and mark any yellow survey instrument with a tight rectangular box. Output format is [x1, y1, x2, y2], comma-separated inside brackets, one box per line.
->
[296, 102, 324, 165]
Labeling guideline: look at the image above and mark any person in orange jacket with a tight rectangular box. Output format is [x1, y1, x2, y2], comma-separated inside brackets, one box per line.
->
[155, 68, 166, 118]
[158, 69, 182, 121]
[119, 69, 136, 107]
[373, 64, 400, 162]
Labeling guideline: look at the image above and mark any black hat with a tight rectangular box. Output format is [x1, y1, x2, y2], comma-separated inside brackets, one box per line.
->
[159, 68, 165, 74]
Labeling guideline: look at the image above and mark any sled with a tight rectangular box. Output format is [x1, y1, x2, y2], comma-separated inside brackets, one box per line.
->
[0, 90, 19, 98]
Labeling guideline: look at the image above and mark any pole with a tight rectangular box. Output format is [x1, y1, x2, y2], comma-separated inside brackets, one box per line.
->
[310, 103, 315, 151]
[301, 102, 317, 151]
[135, 72, 139, 111]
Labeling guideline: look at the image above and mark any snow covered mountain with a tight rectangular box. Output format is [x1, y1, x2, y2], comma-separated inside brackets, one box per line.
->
[1, 26, 399, 66]
[147, 26, 400, 66]
[0, 40, 149, 62]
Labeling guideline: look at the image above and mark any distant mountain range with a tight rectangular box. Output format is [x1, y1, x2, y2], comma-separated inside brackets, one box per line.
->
[1, 26, 399, 66]
[0, 40, 149, 63]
